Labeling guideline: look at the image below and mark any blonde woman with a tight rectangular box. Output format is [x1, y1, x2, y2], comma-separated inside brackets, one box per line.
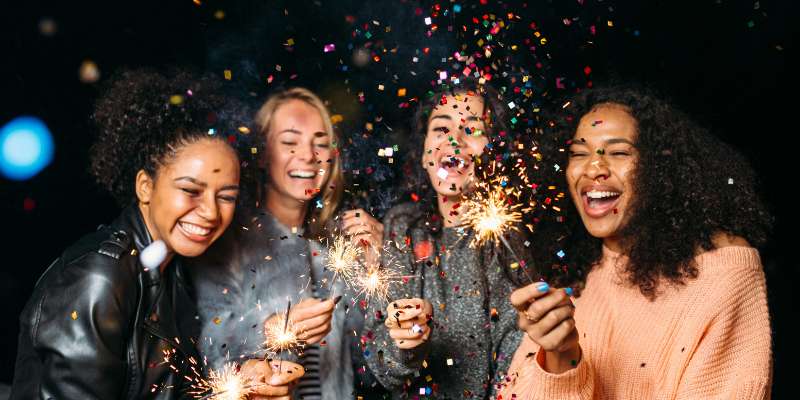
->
[190, 88, 383, 400]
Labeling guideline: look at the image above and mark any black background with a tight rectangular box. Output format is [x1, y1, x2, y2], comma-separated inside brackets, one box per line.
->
[1, 0, 793, 397]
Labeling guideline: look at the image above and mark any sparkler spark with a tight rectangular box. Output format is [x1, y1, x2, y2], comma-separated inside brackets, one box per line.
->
[353, 264, 399, 305]
[460, 181, 523, 248]
[190, 362, 251, 400]
[263, 313, 303, 355]
[325, 234, 363, 288]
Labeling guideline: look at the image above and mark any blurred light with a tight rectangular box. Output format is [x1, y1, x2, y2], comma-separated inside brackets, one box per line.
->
[0, 116, 55, 180]
[79, 60, 100, 83]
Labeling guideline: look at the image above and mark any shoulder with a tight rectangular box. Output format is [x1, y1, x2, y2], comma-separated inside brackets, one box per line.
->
[382, 202, 424, 234]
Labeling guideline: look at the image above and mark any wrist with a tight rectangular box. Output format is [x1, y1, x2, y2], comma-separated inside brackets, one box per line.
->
[541, 346, 581, 374]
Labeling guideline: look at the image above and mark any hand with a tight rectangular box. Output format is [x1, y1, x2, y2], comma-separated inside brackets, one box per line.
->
[341, 209, 384, 268]
[264, 298, 336, 345]
[510, 282, 580, 374]
[384, 298, 433, 350]
[239, 358, 304, 400]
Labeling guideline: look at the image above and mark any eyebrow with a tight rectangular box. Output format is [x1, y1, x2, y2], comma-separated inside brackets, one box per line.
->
[278, 128, 302, 135]
[570, 138, 636, 146]
[174, 177, 239, 191]
[430, 115, 453, 122]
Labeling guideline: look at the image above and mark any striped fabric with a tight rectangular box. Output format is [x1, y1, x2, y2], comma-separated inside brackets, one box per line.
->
[296, 278, 322, 399]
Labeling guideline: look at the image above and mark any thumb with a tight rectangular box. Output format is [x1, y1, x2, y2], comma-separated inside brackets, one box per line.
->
[267, 360, 305, 386]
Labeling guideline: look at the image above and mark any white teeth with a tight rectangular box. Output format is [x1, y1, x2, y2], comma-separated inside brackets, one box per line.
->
[180, 222, 211, 236]
[440, 155, 466, 168]
[289, 170, 316, 178]
[586, 190, 621, 199]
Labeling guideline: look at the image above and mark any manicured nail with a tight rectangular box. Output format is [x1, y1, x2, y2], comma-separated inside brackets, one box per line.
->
[333, 295, 343, 305]
[536, 282, 550, 292]
[565, 287, 574, 296]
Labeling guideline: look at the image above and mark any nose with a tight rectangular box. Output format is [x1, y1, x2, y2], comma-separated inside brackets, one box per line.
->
[585, 151, 610, 181]
[296, 141, 318, 164]
[196, 193, 220, 223]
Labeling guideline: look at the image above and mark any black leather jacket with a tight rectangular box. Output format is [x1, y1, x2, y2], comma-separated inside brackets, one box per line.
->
[10, 205, 202, 399]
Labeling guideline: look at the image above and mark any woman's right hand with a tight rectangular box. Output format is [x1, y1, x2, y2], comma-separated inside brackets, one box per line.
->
[240, 358, 305, 400]
[510, 282, 581, 374]
[264, 297, 337, 346]
[384, 298, 433, 349]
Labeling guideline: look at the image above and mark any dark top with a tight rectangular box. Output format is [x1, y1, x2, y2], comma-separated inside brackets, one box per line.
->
[11, 205, 201, 399]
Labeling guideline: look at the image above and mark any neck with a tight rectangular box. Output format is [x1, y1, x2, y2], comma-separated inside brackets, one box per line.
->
[265, 188, 307, 228]
[437, 193, 464, 227]
[602, 236, 624, 254]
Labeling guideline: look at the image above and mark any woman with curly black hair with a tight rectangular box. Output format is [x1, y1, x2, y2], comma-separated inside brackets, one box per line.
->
[499, 85, 773, 399]
[10, 69, 302, 399]
[364, 79, 531, 398]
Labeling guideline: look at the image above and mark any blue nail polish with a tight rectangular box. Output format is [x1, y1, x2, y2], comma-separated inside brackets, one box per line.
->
[536, 282, 549, 292]
[565, 287, 574, 296]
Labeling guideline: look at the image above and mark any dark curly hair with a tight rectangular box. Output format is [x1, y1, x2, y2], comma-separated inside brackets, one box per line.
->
[90, 69, 254, 206]
[529, 85, 773, 298]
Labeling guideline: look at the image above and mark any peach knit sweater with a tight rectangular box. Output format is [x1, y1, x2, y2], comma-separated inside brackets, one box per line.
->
[498, 245, 772, 400]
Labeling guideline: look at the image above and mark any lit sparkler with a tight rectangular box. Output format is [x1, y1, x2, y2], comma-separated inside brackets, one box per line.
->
[190, 362, 251, 400]
[325, 234, 363, 290]
[263, 301, 302, 356]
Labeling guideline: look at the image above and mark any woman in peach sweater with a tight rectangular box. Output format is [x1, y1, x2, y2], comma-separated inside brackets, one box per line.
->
[498, 86, 773, 399]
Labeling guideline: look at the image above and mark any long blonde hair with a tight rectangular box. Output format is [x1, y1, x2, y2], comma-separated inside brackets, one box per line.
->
[255, 87, 343, 239]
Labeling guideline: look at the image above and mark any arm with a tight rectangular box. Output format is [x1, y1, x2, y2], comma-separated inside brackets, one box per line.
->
[32, 255, 135, 399]
[675, 263, 772, 399]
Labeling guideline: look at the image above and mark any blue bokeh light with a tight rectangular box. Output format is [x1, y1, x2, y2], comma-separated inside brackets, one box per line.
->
[0, 116, 55, 180]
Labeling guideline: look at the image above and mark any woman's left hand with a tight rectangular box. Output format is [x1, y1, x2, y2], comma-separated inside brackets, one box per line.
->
[239, 358, 305, 400]
[341, 209, 384, 268]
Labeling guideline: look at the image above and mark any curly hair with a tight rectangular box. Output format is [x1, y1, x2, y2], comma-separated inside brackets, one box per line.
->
[90, 69, 253, 206]
[529, 85, 773, 298]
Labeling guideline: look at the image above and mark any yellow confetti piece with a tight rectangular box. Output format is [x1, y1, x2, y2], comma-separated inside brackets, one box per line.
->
[422, 360, 428, 368]
[169, 95, 184, 105]
[238, 126, 250, 134]
[223, 69, 232, 80]
[71, 310, 78, 320]
[331, 114, 343, 124]
[251, 147, 258, 154]
[287, 38, 295, 46]
[607, 20, 614, 27]
[213, 10, 225, 19]
[425, 375, 433, 382]
[510, 262, 519, 270]
[213, 317, 222, 325]
[397, 88, 407, 97]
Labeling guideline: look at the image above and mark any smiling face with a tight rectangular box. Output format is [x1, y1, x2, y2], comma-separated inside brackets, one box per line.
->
[264, 99, 332, 207]
[422, 92, 490, 200]
[566, 104, 639, 248]
[136, 138, 240, 258]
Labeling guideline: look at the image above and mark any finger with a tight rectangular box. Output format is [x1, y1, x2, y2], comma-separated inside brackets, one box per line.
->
[524, 289, 572, 323]
[389, 325, 426, 340]
[249, 384, 290, 397]
[387, 299, 429, 322]
[539, 317, 577, 352]
[521, 304, 574, 339]
[297, 318, 332, 340]
[291, 298, 335, 320]
[294, 313, 332, 334]
[509, 282, 552, 309]
[304, 333, 328, 345]
[266, 360, 305, 386]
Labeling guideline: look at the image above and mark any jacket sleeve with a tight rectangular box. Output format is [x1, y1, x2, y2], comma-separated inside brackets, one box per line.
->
[28, 253, 136, 399]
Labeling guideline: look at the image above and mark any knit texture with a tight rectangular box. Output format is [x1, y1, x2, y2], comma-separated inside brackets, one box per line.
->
[497, 245, 772, 400]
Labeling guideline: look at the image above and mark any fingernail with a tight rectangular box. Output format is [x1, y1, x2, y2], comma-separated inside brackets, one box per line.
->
[333, 295, 343, 305]
[536, 282, 549, 292]
[565, 287, 574, 296]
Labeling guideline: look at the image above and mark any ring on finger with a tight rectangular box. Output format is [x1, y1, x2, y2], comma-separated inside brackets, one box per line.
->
[524, 311, 539, 323]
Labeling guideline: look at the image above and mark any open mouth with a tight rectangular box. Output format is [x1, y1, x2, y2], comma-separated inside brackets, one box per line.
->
[288, 170, 317, 179]
[581, 189, 622, 217]
[177, 221, 214, 242]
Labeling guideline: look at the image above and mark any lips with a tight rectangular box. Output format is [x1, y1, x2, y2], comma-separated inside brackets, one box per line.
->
[580, 186, 622, 218]
[177, 221, 214, 242]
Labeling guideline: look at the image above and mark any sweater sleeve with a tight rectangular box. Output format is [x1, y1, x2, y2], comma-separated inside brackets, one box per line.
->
[363, 204, 431, 391]
[496, 334, 594, 400]
[675, 260, 772, 399]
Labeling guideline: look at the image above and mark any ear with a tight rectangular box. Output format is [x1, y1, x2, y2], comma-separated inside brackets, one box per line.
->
[135, 170, 155, 205]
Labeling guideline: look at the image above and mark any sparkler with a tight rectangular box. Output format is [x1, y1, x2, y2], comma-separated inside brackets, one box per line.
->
[460, 179, 537, 283]
[190, 362, 252, 400]
[325, 234, 363, 296]
[263, 301, 302, 357]
[353, 264, 397, 306]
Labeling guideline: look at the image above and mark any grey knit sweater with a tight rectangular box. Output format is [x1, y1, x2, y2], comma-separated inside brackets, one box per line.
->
[188, 211, 363, 400]
[364, 203, 523, 399]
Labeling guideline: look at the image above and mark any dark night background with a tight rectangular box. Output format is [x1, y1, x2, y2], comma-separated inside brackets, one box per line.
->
[1, 0, 793, 397]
